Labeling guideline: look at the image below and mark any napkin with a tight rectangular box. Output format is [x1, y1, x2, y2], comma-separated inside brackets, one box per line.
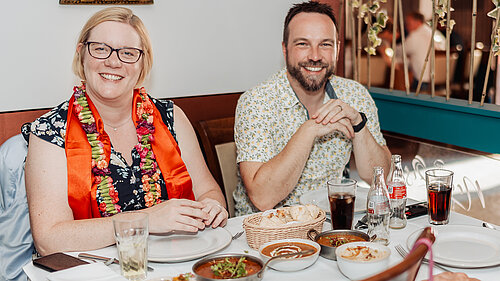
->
[46, 263, 127, 281]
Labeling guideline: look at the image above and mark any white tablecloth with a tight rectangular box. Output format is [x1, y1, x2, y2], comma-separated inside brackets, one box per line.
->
[24, 212, 499, 281]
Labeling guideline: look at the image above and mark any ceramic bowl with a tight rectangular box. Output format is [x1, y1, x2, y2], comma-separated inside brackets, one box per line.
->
[335, 242, 391, 280]
[258, 238, 320, 272]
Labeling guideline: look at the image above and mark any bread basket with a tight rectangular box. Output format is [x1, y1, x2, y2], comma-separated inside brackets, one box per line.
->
[243, 208, 326, 250]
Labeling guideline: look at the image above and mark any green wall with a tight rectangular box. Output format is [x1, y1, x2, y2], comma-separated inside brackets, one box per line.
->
[369, 87, 500, 154]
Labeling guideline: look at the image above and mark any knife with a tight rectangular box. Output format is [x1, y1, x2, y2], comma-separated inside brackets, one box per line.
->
[355, 215, 368, 230]
[78, 253, 154, 272]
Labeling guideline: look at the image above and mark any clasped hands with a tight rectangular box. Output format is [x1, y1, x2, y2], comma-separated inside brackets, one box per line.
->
[147, 198, 228, 234]
[308, 99, 363, 139]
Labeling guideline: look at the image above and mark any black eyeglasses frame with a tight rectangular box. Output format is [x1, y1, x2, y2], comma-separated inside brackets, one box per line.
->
[84, 41, 144, 64]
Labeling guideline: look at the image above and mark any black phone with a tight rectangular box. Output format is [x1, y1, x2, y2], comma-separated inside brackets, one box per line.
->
[33, 252, 89, 272]
[406, 202, 428, 219]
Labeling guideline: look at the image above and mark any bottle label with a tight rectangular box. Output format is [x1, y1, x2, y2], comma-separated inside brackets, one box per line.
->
[367, 201, 390, 214]
[388, 183, 407, 199]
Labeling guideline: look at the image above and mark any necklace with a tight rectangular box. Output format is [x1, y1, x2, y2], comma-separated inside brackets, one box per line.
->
[103, 116, 132, 131]
[72, 84, 162, 216]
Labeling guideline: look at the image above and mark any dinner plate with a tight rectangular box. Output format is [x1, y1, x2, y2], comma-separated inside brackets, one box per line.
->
[299, 187, 369, 214]
[148, 227, 231, 262]
[406, 225, 500, 268]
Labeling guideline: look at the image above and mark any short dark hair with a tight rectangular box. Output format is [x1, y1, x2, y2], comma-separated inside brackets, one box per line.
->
[407, 12, 425, 23]
[283, 2, 338, 45]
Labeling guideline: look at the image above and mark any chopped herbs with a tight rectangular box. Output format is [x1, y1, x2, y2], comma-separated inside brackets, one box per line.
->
[210, 257, 248, 279]
[326, 236, 350, 247]
[172, 273, 194, 281]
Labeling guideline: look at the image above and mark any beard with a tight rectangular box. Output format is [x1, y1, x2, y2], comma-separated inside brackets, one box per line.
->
[286, 57, 335, 92]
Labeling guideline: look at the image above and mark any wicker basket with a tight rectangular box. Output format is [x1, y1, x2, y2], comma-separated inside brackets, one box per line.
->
[242, 208, 326, 250]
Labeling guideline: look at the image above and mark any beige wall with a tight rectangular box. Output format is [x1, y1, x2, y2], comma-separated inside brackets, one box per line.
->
[0, 0, 297, 112]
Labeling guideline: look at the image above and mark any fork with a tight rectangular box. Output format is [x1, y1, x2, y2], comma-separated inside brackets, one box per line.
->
[395, 244, 451, 272]
[232, 230, 244, 240]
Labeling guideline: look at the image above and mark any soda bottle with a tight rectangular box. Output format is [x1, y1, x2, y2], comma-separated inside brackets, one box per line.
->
[387, 154, 407, 229]
[367, 166, 390, 245]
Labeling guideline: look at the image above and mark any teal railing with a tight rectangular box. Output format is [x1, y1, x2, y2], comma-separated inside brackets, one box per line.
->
[369, 87, 500, 154]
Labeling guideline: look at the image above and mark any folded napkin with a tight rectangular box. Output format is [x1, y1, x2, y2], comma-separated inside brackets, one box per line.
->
[46, 263, 127, 281]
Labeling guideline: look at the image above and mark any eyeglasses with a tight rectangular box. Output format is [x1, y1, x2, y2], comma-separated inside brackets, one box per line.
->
[84, 42, 143, 64]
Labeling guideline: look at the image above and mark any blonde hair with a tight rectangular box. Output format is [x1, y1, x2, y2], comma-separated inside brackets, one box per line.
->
[72, 7, 153, 86]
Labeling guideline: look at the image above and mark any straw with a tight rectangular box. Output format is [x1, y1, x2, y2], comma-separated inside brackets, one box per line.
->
[366, 0, 373, 88]
[469, 0, 477, 105]
[350, 0, 357, 81]
[416, 13, 438, 96]
[445, 0, 451, 100]
[357, 0, 363, 83]
[389, 0, 398, 91]
[398, 0, 410, 94]
[430, 0, 436, 98]
[480, 11, 499, 105]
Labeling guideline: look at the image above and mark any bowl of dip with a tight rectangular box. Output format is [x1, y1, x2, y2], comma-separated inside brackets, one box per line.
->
[335, 242, 391, 280]
[259, 238, 320, 271]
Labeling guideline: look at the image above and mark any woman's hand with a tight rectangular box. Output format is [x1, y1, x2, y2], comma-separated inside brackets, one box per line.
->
[425, 272, 480, 281]
[200, 198, 228, 228]
[146, 199, 209, 234]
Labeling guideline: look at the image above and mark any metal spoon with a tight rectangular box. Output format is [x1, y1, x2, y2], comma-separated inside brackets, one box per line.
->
[482, 222, 497, 230]
[257, 249, 315, 278]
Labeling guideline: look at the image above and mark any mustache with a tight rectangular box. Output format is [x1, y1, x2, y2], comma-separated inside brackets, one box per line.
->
[298, 60, 329, 68]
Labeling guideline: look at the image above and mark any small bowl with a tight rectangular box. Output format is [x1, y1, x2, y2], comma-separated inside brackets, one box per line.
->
[307, 229, 370, 260]
[335, 242, 391, 280]
[192, 253, 264, 281]
[258, 238, 320, 272]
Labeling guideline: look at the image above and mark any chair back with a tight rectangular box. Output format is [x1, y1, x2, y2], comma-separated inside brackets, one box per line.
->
[214, 142, 237, 217]
[359, 56, 388, 87]
[434, 52, 459, 85]
[0, 134, 34, 281]
[463, 49, 482, 79]
[194, 117, 237, 217]
[361, 227, 435, 281]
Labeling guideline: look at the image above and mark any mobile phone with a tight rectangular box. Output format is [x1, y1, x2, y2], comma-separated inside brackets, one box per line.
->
[33, 252, 89, 272]
[406, 202, 428, 219]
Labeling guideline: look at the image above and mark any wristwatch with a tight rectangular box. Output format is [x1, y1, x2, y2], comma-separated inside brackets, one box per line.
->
[353, 112, 367, 133]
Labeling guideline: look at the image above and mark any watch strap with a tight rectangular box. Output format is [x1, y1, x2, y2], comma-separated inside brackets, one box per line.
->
[353, 112, 367, 133]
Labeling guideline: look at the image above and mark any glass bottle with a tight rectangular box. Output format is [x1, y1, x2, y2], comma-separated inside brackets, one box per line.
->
[367, 166, 390, 245]
[387, 155, 407, 229]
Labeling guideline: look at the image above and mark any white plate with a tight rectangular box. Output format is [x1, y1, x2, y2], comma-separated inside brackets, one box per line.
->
[299, 187, 369, 214]
[148, 227, 231, 262]
[406, 225, 500, 268]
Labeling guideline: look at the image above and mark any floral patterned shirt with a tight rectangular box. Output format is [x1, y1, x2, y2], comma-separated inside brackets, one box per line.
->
[234, 68, 386, 215]
[22, 98, 176, 214]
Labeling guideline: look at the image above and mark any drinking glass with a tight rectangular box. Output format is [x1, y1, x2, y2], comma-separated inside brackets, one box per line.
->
[112, 211, 149, 280]
[327, 178, 357, 229]
[425, 169, 453, 225]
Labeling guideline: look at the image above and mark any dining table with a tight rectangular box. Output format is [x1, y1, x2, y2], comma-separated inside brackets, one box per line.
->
[24, 211, 499, 281]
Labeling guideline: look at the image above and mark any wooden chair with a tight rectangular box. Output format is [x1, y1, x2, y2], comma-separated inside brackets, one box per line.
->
[361, 227, 435, 281]
[359, 55, 389, 87]
[434, 51, 459, 96]
[194, 117, 237, 217]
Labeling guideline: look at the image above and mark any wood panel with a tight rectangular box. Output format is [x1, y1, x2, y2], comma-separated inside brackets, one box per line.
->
[0, 93, 242, 146]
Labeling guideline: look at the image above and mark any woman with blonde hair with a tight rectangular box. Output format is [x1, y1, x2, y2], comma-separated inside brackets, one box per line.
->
[23, 7, 228, 255]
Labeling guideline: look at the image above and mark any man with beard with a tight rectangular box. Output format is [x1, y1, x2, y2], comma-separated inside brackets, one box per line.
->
[233, 2, 391, 215]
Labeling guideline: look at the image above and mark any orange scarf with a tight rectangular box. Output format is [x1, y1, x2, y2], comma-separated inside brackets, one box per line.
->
[65, 89, 194, 219]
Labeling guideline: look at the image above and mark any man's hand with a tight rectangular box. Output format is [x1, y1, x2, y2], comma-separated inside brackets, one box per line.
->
[304, 118, 354, 139]
[311, 99, 363, 128]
